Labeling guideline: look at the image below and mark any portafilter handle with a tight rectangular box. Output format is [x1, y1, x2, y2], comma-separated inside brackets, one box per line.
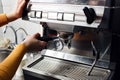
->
[37, 36, 58, 42]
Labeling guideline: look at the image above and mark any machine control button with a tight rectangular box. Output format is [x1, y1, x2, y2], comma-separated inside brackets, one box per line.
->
[57, 13, 63, 20]
[29, 11, 36, 18]
[63, 13, 74, 21]
[42, 12, 48, 18]
[48, 12, 58, 20]
[36, 11, 42, 18]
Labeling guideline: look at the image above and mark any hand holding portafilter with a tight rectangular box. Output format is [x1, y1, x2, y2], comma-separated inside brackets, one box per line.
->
[39, 22, 64, 51]
[37, 36, 64, 51]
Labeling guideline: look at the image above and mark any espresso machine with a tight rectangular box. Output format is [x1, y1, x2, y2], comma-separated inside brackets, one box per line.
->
[22, 0, 120, 80]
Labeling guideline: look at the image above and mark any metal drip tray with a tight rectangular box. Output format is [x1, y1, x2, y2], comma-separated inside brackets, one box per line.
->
[23, 56, 111, 80]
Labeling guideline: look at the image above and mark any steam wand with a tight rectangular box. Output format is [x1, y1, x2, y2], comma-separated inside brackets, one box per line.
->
[87, 41, 111, 76]
[87, 41, 100, 76]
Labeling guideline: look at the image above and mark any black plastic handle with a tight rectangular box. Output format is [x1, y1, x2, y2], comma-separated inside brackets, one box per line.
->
[37, 37, 58, 42]
[83, 7, 97, 24]
[22, 0, 30, 19]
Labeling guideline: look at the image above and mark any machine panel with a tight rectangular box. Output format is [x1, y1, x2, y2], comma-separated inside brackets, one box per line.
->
[23, 0, 106, 28]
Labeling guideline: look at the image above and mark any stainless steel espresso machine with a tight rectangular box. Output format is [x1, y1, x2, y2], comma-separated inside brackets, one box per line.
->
[22, 0, 120, 80]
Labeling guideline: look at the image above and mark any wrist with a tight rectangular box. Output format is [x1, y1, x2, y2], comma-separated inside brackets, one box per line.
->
[21, 41, 29, 49]
[6, 13, 18, 22]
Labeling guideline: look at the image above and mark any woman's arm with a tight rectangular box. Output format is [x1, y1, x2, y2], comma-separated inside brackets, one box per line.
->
[0, 0, 26, 27]
[0, 44, 26, 80]
[0, 33, 46, 80]
[6, 0, 26, 22]
[0, 14, 8, 27]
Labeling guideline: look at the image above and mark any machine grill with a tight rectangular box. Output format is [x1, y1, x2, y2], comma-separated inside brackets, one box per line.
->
[29, 57, 110, 80]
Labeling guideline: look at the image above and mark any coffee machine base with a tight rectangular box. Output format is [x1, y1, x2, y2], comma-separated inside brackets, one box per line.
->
[23, 50, 111, 80]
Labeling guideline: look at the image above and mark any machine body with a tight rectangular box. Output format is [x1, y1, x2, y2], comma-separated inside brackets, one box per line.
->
[22, 0, 120, 80]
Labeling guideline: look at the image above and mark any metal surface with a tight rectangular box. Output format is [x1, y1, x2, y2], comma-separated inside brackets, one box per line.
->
[41, 50, 110, 69]
[23, 29, 111, 80]
[22, 0, 112, 79]
[23, 55, 110, 80]
[30, 0, 106, 6]
[0, 49, 11, 62]
[23, 49, 111, 80]
[22, 0, 106, 29]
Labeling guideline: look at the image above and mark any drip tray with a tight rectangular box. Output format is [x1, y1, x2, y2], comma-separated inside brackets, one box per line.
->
[23, 56, 111, 80]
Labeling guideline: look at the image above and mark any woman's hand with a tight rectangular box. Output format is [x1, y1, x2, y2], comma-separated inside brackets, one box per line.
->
[13, 0, 26, 18]
[21, 33, 47, 52]
[7, 0, 26, 22]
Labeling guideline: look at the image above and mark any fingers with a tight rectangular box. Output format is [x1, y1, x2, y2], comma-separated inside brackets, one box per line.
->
[17, 0, 26, 12]
[18, 0, 26, 10]
[32, 33, 41, 38]
[25, 40, 46, 52]
[22, 33, 47, 52]
[25, 33, 40, 38]
[39, 41, 47, 47]
[36, 41, 47, 51]
[14, 0, 26, 18]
